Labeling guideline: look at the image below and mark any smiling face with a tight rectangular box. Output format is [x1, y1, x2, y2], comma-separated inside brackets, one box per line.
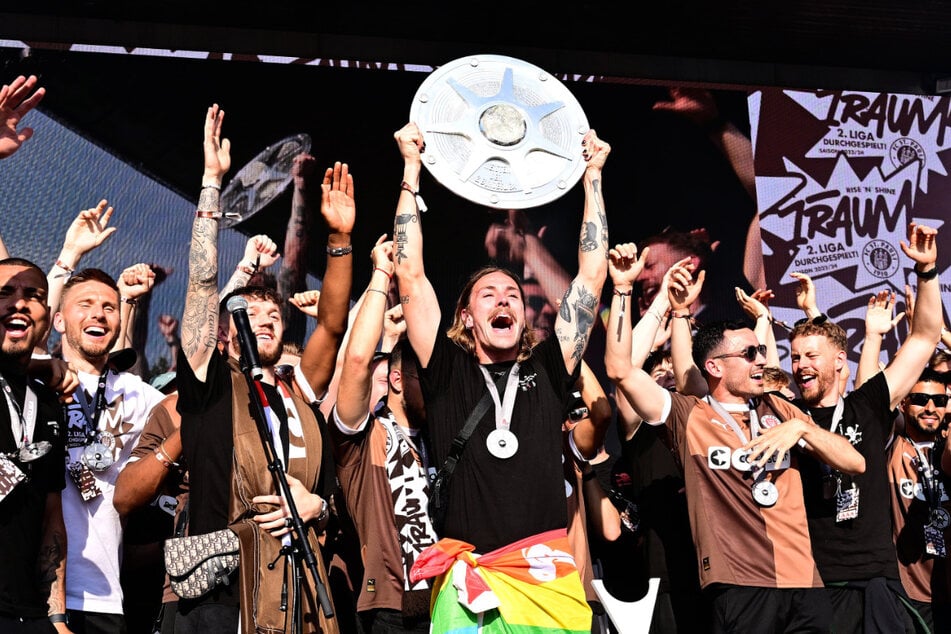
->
[228, 295, 284, 368]
[55, 279, 121, 369]
[704, 328, 766, 403]
[0, 264, 49, 365]
[902, 380, 948, 441]
[790, 333, 845, 407]
[461, 270, 525, 363]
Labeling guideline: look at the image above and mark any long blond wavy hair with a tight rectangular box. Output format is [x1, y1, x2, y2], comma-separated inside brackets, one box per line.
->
[446, 266, 536, 363]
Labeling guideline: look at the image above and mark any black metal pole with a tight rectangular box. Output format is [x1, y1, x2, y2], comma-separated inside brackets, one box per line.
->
[237, 367, 334, 620]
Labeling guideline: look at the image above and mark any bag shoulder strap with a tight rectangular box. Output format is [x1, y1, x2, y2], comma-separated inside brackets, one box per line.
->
[440, 369, 508, 476]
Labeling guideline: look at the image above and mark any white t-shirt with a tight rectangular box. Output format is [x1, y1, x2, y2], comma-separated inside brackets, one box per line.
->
[62, 370, 163, 614]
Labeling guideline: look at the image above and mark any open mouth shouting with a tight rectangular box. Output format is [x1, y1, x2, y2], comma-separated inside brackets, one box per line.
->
[490, 310, 515, 333]
[2, 314, 32, 340]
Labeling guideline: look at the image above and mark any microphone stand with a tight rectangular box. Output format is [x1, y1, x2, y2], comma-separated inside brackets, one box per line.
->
[236, 354, 335, 623]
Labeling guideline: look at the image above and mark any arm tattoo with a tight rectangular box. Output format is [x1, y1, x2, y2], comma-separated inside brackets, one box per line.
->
[197, 187, 220, 212]
[394, 212, 418, 264]
[579, 221, 599, 252]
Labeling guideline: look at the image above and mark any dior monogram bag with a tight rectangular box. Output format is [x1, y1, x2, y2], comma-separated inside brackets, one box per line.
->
[163, 528, 239, 599]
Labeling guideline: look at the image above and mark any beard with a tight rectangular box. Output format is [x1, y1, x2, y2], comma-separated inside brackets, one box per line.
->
[65, 329, 117, 362]
[230, 336, 282, 368]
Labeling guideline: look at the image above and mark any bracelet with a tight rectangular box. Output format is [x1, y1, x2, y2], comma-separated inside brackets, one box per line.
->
[201, 183, 221, 190]
[236, 262, 258, 276]
[54, 259, 74, 274]
[49, 614, 68, 625]
[160, 438, 180, 467]
[400, 181, 428, 212]
[373, 267, 393, 279]
[671, 311, 692, 319]
[153, 448, 173, 469]
[120, 296, 138, 306]
[327, 244, 353, 257]
[582, 470, 598, 482]
[195, 210, 222, 219]
[916, 266, 939, 280]
[366, 288, 388, 298]
[613, 288, 632, 297]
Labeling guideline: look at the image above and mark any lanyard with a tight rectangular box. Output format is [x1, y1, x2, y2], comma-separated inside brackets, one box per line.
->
[705, 395, 760, 444]
[478, 363, 520, 434]
[0, 375, 37, 450]
[73, 368, 111, 439]
[805, 397, 845, 476]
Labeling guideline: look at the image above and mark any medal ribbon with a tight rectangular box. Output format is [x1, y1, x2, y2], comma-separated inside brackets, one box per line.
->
[0, 375, 37, 452]
[478, 363, 520, 436]
[73, 367, 111, 442]
[705, 395, 767, 484]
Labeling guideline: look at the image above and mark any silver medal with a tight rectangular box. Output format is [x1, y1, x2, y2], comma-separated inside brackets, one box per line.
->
[752, 480, 779, 507]
[19, 441, 51, 462]
[486, 428, 518, 459]
[931, 507, 951, 529]
[82, 442, 114, 471]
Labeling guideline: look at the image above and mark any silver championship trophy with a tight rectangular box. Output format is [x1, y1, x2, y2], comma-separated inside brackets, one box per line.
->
[219, 133, 312, 229]
[410, 54, 589, 209]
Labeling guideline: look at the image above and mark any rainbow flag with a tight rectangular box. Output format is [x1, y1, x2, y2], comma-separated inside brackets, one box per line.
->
[410, 529, 591, 633]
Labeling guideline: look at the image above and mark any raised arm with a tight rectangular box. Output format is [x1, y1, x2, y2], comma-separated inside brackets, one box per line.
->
[735, 286, 781, 367]
[667, 258, 707, 396]
[114, 262, 156, 352]
[790, 271, 823, 320]
[296, 161, 355, 398]
[882, 222, 942, 409]
[854, 290, 902, 388]
[392, 123, 440, 366]
[553, 130, 610, 373]
[605, 243, 670, 423]
[335, 236, 394, 427]
[181, 104, 230, 381]
[0, 74, 45, 160]
[46, 200, 117, 328]
[278, 153, 318, 345]
[219, 234, 280, 299]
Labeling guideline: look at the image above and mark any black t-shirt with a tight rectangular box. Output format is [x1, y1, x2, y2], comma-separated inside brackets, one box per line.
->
[421, 335, 578, 553]
[0, 371, 67, 619]
[796, 371, 900, 581]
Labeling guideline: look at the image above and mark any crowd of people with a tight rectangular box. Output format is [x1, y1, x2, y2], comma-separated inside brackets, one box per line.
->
[2, 72, 951, 634]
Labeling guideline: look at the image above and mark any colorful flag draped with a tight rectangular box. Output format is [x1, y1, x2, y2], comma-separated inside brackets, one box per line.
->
[410, 528, 591, 633]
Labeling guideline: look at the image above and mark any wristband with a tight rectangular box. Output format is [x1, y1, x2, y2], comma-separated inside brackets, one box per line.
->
[366, 288, 388, 298]
[160, 438, 180, 467]
[49, 614, 68, 624]
[671, 311, 692, 319]
[613, 288, 632, 297]
[120, 296, 138, 306]
[54, 259, 74, 274]
[326, 244, 353, 257]
[916, 266, 939, 280]
[373, 267, 393, 279]
[195, 210, 222, 219]
[201, 183, 221, 191]
[400, 181, 428, 212]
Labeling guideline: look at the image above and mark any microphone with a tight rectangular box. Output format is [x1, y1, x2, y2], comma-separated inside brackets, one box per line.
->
[226, 295, 264, 379]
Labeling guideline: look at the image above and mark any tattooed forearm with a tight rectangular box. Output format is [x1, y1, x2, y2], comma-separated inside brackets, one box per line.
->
[579, 221, 599, 252]
[394, 212, 418, 264]
[38, 528, 66, 614]
[559, 286, 573, 322]
[197, 187, 220, 212]
[573, 287, 598, 339]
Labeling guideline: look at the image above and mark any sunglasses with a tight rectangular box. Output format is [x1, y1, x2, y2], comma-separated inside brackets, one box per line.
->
[712, 344, 768, 362]
[907, 392, 950, 408]
[794, 314, 829, 327]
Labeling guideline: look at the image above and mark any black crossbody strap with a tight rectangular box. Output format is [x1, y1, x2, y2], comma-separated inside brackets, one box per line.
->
[440, 369, 509, 476]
